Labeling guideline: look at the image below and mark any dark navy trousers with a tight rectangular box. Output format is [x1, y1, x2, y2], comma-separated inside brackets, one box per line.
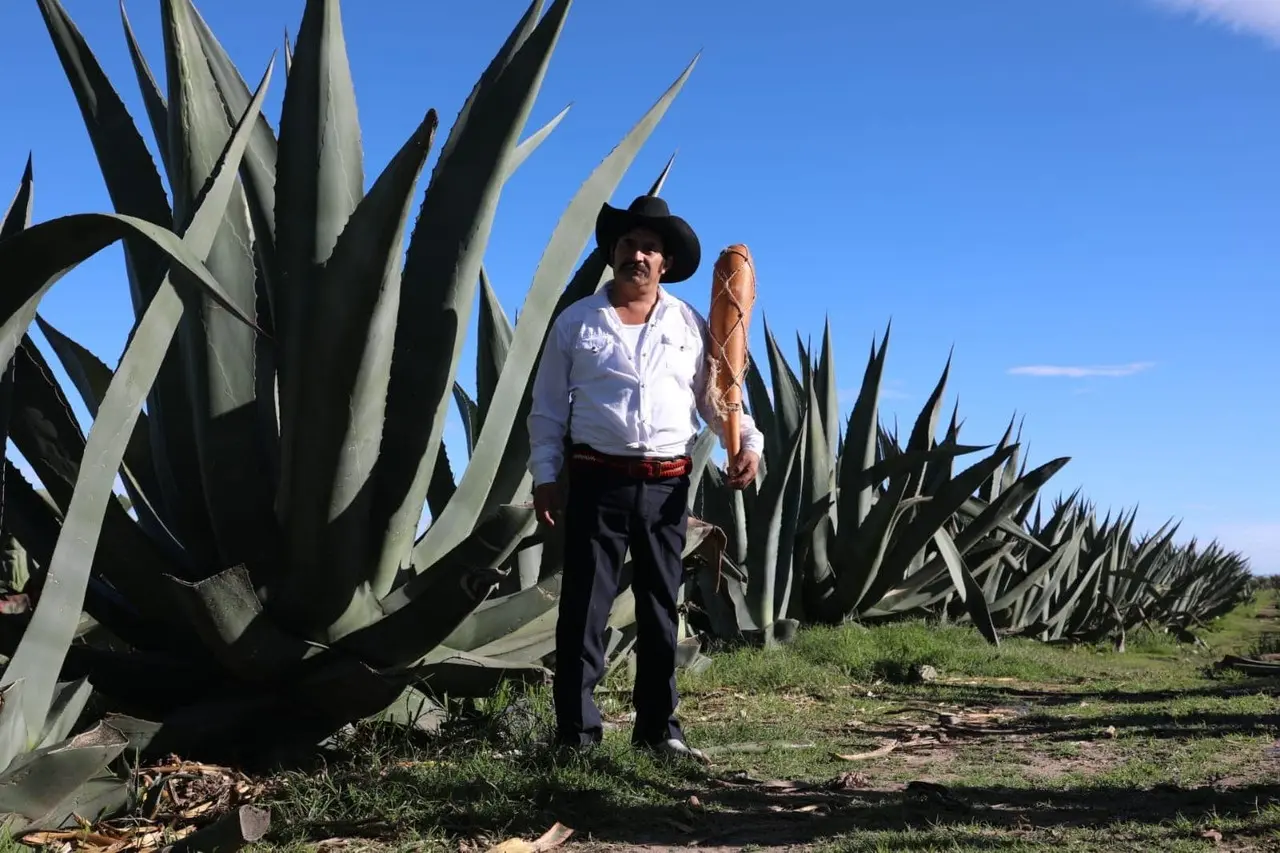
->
[553, 459, 689, 747]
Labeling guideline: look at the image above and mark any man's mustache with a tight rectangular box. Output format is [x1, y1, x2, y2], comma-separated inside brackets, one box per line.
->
[620, 261, 647, 274]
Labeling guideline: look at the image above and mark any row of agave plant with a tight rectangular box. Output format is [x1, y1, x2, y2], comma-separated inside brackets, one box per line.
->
[0, 0, 1252, 835]
[681, 321, 1252, 654]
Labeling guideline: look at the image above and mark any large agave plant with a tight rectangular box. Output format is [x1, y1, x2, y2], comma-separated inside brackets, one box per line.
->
[2, 0, 698, 760]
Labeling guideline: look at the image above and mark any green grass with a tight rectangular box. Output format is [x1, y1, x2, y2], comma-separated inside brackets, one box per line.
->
[249, 594, 1280, 852]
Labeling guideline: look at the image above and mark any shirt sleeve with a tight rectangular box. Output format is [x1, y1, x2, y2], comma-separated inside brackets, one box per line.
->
[689, 308, 765, 457]
[527, 316, 572, 486]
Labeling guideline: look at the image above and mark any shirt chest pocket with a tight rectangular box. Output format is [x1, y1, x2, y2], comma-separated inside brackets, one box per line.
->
[658, 329, 701, 383]
[571, 331, 624, 380]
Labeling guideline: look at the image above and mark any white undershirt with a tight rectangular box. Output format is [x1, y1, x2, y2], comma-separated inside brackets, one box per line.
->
[617, 322, 645, 360]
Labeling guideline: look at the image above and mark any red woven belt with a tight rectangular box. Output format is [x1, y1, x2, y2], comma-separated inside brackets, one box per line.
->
[570, 448, 692, 480]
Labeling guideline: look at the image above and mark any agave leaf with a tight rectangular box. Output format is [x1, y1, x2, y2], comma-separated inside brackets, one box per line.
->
[35, 0, 173, 313]
[796, 333, 811, 386]
[955, 496, 1046, 550]
[37, 0, 219, 561]
[272, 0, 369, 535]
[185, 0, 283, 266]
[761, 320, 804, 446]
[370, 0, 572, 592]
[469, 623, 558, 663]
[452, 383, 480, 455]
[798, 377, 835, 612]
[696, 465, 745, 566]
[35, 678, 93, 749]
[439, 0, 544, 168]
[273, 0, 363, 362]
[931, 527, 999, 645]
[1002, 418, 1026, 496]
[275, 109, 439, 640]
[442, 575, 562, 653]
[183, 10, 286, 477]
[864, 444, 1018, 606]
[411, 53, 698, 570]
[7, 337, 187, 608]
[415, 648, 549, 697]
[140, 655, 407, 760]
[838, 324, 889, 532]
[811, 437, 990, 605]
[743, 352, 779, 464]
[380, 504, 537, 616]
[1, 156, 34, 239]
[989, 529, 1084, 613]
[475, 266, 514, 431]
[375, 686, 444, 732]
[951, 457, 1070, 555]
[119, 1, 170, 174]
[813, 318, 839, 460]
[162, 564, 314, 679]
[0, 682, 27, 773]
[978, 415, 1017, 504]
[0, 160, 32, 546]
[0, 721, 130, 832]
[873, 538, 1015, 620]
[0, 59, 270, 740]
[831, 475, 925, 618]
[849, 443, 989, 495]
[343, 507, 536, 667]
[0, 460, 159, 652]
[686, 428, 718, 507]
[506, 104, 571, 179]
[425, 438, 458, 519]
[901, 351, 952, 500]
[1046, 551, 1107, 635]
[744, 409, 806, 641]
[0, 531, 29, 595]
[170, 0, 287, 513]
[33, 315, 176, 554]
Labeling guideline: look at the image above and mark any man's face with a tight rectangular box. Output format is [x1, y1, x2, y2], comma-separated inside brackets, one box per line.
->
[612, 226, 670, 288]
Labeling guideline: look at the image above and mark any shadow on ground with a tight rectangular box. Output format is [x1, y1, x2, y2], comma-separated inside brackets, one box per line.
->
[266, 669, 1280, 849]
[362, 756, 1280, 849]
[928, 677, 1280, 709]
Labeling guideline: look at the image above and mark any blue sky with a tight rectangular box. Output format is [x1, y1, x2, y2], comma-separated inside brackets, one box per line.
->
[2, 0, 1278, 572]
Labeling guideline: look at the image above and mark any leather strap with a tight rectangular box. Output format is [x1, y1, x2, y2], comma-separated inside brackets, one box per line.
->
[570, 447, 692, 480]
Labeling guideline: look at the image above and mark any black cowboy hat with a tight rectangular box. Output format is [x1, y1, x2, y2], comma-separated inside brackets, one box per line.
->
[595, 195, 701, 283]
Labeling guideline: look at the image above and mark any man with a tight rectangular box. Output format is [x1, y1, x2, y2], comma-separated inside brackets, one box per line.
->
[527, 194, 764, 761]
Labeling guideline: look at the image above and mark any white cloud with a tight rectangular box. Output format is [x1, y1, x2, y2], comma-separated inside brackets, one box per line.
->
[1146, 0, 1280, 44]
[1007, 361, 1155, 378]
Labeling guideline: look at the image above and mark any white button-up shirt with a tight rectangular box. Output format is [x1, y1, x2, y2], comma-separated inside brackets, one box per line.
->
[527, 287, 765, 487]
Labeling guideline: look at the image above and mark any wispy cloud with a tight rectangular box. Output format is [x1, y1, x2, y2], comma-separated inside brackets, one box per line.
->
[1007, 361, 1155, 379]
[1145, 0, 1280, 44]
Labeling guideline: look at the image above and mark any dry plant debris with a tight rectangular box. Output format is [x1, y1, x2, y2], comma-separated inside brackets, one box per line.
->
[19, 756, 267, 853]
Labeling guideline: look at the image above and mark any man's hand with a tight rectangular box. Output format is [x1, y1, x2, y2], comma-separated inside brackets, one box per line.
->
[533, 482, 562, 527]
[725, 449, 760, 490]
